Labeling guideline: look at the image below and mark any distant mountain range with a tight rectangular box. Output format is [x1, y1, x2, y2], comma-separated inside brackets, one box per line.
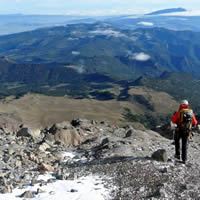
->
[0, 23, 200, 81]
[147, 8, 186, 15]
[0, 14, 99, 36]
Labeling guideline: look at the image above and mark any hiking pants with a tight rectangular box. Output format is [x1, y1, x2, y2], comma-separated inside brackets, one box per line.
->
[174, 130, 189, 162]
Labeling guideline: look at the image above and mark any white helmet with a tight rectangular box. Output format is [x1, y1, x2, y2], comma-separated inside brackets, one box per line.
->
[181, 99, 189, 105]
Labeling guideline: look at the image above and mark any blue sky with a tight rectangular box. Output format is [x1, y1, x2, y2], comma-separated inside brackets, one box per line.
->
[0, 0, 199, 15]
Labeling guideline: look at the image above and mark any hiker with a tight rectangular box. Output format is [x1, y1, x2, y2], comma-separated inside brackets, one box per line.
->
[171, 100, 198, 164]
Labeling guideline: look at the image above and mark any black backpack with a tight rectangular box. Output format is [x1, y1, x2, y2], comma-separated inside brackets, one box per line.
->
[179, 109, 193, 133]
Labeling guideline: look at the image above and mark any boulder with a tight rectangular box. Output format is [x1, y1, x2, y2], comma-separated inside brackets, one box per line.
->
[125, 128, 134, 138]
[53, 128, 81, 146]
[48, 121, 72, 134]
[151, 149, 168, 162]
[39, 142, 51, 152]
[38, 163, 54, 172]
[19, 190, 35, 198]
[0, 114, 21, 134]
[0, 182, 13, 194]
[28, 153, 39, 163]
[113, 128, 126, 138]
[71, 119, 93, 129]
[101, 137, 109, 146]
[16, 127, 32, 138]
[71, 119, 81, 127]
[45, 125, 81, 146]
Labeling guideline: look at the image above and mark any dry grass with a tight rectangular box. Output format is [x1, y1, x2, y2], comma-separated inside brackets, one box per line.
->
[0, 94, 142, 129]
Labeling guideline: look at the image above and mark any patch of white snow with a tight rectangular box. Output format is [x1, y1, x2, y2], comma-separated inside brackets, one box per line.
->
[137, 21, 154, 26]
[0, 175, 113, 200]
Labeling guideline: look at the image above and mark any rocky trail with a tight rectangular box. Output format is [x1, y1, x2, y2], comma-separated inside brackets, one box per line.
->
[0, 119, 200, 199]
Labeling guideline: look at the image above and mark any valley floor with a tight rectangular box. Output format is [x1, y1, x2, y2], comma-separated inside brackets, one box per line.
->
[0, 93, 141, 129]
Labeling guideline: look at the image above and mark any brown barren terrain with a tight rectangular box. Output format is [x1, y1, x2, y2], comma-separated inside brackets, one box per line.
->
[0, 87, 178, 130]
[0, 94, 141, 129]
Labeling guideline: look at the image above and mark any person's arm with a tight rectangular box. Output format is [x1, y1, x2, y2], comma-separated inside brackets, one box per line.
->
[192, 114, 198, 126]
[171, 111, 178, 124]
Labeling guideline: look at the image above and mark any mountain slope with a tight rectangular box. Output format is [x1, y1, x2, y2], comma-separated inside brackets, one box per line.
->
[133, 73, 200, 112]
[1, 117, 200, 199]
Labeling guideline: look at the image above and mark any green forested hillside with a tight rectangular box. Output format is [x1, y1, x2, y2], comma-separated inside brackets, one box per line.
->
[133, 73, 200, 111]
[0, 24, 200, 80]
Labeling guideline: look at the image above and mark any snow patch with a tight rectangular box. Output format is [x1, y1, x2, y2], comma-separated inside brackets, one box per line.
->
[0, 175, 113, 200]
[62, 151, 77, 159]
[124, 15, 142, 19]
[89, 29, 126, 38]
[62, 151, 88, 163]
[67, 37, 79, 41]
[130, 52, 151, 61]
[137, 21, 154, 26]
[38, 174, 54, 182]
[65, 65, 85, 74]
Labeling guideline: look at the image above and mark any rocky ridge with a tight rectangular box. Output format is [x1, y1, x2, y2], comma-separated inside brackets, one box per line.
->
[0, 118, 200, 199]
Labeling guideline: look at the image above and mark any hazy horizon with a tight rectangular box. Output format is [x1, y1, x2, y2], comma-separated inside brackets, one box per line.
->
[0, 0, 200, 16]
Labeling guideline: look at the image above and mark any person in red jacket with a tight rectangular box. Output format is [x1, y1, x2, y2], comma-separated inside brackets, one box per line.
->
[171, 100, 198, 164]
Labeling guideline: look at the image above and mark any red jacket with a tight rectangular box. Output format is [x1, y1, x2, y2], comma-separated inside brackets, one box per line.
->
[171, 104, 198, 126]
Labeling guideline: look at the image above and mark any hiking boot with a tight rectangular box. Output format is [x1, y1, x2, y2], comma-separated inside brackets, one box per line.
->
[175, 154, 180, 160]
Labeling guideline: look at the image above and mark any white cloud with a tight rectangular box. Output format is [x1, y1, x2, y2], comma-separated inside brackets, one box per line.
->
[161, 9, 200, 16]
[130, 52, 151, 61]
[137, 21, 154, 26]
[71, 51, 80, 56]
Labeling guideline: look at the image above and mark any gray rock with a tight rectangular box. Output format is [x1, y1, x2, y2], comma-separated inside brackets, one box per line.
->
[16, 127, 32, 138]
[0, 177, 6, 186]
[19, 190, 35, 198]
[124, 129, 134, 138]
[48, 122, 72, 134]
[1, 117, 200, 199]
[15, 160, 22, 168]
[49, 191, 56, 195]
[38, 142, 51, 152]
[45, 128, 81, 147]
[36, 188, 45, 194]
[151, 149, 168, 162]
[113, 128, 126, 138]
[0, 185, 12, 194]
[71, 119, 92, 128]
[100, 137, 109, 146]
[7, 148, 15, 155]
[70, 189, 78, 192]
